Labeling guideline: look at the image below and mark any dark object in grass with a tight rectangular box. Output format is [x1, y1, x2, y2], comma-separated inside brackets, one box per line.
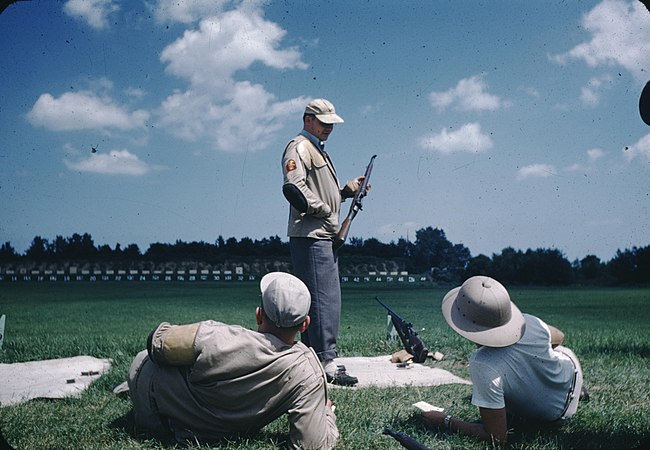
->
[0, 427, 16, 450]
[383, 428, 431, 450]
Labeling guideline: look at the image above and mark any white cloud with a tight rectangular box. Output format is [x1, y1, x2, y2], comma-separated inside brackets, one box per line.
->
[623, 133, 650, 161]
[161, 9, 306, 87]
[580, 74, 613, 107]
[587, 148, 605, 161]
[565, 148, 606, 172]
[27, 91, 149, 131]
[64, 149, 157, 175]
[419, 123, 494, 154]
[158, 84, 309, 152]
[429, 75, 510, 112]
[550, 0, 650, 82]
[63, 0, 119, 30]
[517, 164, 557, 180]
[156, 6, 309, 152]
[153, 0, 252, 24]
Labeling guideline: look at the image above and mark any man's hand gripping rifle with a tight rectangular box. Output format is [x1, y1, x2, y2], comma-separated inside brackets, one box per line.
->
[376, 297, 429, 363]
[333, 154, 376, 251]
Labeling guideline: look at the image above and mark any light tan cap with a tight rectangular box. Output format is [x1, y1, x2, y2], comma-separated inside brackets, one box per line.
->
[304, 98, 344, 124]
[441, 275, 526, 347]
[260, 272, 311, 328]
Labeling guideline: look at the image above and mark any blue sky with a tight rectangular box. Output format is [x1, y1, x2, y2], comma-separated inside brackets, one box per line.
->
[1, 0, 648, 262]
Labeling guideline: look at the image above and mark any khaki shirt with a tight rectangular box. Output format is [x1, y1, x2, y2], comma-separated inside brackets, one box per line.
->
[136, 320, 338, 449]
[282, 134, 343, 240]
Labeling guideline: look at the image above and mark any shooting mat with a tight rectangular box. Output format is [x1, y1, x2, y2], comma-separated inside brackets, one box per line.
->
[0, 355, 112, 406]
[330, 355, 470, 388]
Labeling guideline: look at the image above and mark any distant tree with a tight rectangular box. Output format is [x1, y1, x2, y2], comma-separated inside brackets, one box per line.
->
[464, 254, 493, 278]
[63, 233, 97, 259]
[223, 237, 239, 256]
[575, 254, 605, 283]
[523, 248, 573, 285]
[97, 244, 114, 260]
[490, 247, 524, 284]
[237, 237, 255, 257]
[0, 241, 18, 262]
[25, 236, 49, 260]
[607, 246, 650, 284]
[412, 227, 470, 283]
[256, 235, 289, 257]
[123, 243, 141, 259]
[636, 245, 650, 283]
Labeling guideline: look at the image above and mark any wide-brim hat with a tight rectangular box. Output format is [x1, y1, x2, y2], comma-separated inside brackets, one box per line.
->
[441, 275, 526, 347]
[304, 98, 344, 124]
[260, 272, 311, 328]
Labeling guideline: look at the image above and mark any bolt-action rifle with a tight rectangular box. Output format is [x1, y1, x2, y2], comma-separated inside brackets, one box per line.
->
[376, 297, 429, 363]
[333, 154, 376, 250]
[383, 428, 432, 450]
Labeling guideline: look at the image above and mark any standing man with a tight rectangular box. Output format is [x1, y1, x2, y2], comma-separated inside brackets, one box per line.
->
[281, 98, 366, 386]
[127, 272, 339, 449]
[422, 275, 586, 445]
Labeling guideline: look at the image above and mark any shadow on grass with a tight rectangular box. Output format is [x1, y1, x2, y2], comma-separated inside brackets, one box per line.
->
[109, 409, 290, 449]
[510, 423, 650, 449]
[385, 412, 649, 449]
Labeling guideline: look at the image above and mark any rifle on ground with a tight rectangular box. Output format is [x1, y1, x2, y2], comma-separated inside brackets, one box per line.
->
[383, 428, 431, 450]
[376, 297, 429, 363]
[333, 154, 376, 250]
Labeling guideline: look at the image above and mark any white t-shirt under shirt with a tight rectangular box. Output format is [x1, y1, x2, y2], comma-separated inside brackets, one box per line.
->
[470, 314, 576, 422]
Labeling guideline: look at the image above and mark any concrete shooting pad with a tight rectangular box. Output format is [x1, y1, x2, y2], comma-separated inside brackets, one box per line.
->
[0, 355, 112, 406]
[331, 355, 471, 388]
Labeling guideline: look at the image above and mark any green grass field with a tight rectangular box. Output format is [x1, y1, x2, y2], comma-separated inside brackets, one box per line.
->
[1, 282, 648, 449]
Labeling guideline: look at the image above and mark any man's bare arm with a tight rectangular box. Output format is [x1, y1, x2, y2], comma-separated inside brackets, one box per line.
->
[421, 407, 508, 445]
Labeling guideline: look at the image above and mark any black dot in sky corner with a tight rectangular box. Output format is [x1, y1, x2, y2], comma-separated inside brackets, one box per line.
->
[313, 77, 317, 80]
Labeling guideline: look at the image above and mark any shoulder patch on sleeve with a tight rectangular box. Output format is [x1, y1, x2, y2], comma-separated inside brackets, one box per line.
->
[286, 159, 297, 172]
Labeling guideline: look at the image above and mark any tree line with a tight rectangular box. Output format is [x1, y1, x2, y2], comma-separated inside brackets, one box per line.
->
[1, 227, 648, 286]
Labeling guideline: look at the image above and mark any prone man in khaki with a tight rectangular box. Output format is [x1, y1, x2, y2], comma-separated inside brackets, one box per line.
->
[127, 272, 338, 449]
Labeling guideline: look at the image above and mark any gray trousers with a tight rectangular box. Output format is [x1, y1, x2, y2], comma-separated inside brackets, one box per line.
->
[290, 237, 340, 361]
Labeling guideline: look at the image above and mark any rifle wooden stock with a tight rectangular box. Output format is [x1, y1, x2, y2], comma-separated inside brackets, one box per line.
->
[334, 210, 357, 249]
[333, 154, 376, 250]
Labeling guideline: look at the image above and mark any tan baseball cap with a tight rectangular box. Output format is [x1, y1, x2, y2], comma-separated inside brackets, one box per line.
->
[260, 272, 311, 328]
[304, 98, 344, 124]
[441, 275, 526, 347]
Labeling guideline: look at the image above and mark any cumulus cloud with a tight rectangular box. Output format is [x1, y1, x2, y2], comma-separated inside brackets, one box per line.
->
[63, 0, 119, 30]
[429, 75, 510, 112]
[161, 9, 306, 87]
[64, 149, 157, 175]
[157, 6, 309, 152]
[550, 0, 650, 82]
[159, 83, 308, 152]
[419, 123, 494, 154]
[580, 74, 613, 107]
[623, 133, 650, 161]
[27, 91, 149, 131]
[517, 164, 557, 180]
[565, 148, 606, 172]
[587, 148, 605, 161]
[153, 0, 252, 24]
